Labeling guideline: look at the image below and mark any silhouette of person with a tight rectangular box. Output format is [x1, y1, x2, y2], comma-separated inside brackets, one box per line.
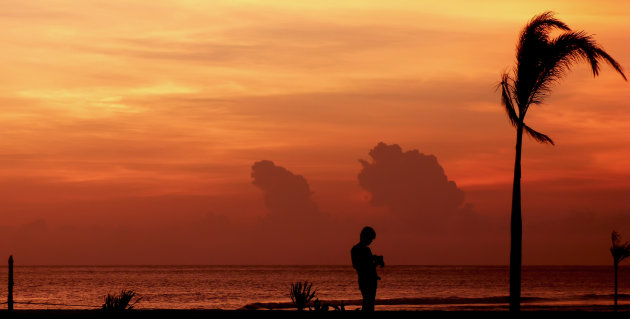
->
[351, 226, 384, 311]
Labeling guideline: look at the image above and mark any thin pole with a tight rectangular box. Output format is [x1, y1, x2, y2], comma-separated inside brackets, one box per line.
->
[615, 261, 619, 312]
[8, 255, 14, 311]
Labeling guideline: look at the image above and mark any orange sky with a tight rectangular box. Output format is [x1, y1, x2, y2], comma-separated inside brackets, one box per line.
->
[1, 0, 629, 265]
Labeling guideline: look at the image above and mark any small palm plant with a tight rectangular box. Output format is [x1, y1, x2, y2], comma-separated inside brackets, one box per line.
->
[102, 289, 141, 311]
[611, 231, 630, 312]
[290, 281, 317, 311]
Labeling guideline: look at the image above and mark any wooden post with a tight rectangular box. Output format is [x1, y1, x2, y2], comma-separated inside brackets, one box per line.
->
[615, 261, 619, 312]
[8, 255, 13, 311]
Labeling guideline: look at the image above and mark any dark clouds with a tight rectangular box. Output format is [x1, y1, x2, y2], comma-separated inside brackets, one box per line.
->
[249, 160, 358, 263]
[251, 160, 319, 221]
[353, 142, 507, 263]
[358, 142, 466, 221]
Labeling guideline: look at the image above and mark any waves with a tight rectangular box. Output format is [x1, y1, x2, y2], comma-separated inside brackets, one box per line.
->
[13, 265, 629, 310]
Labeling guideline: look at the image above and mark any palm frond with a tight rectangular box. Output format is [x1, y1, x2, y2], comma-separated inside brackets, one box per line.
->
[528, 11, 570, 33]
[549, 31, 626, 79]
[509, 11, 627, 116]
[516, 12, 570, 67]
[611, 231, 630, 264]
[527, 31, 627, 106]
[592, 47, 627, 80]
[513, 12, 571, 110]
[499, 73, 520, 127]
[523, 124, 554, 145]
[517, 11, 569, 47]
[516, 11, 569, 55]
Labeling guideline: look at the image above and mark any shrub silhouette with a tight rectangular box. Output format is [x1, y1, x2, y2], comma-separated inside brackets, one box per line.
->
[289, 281, 317, 311]
[102, 289, 141, 311]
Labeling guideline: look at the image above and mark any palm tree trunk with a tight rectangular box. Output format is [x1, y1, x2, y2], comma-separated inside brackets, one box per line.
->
[615, 261, 619, 312]
[510, 123, 524, 312]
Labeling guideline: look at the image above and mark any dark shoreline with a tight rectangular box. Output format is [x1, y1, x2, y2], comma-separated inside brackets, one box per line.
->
[3, 306, 630, 318]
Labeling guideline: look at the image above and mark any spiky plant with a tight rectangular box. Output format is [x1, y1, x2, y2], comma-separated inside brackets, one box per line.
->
[289, 281, 317, 311]
[500, 11, 626, 312]
[102, 289, 141, 311]
[611, 231, 630, 312]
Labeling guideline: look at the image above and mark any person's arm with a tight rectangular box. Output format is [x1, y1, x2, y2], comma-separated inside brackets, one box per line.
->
[354, 246, 373, 275]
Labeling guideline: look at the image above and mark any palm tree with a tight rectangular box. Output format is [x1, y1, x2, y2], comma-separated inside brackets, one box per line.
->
[499, 12, 626, 312]
[611, 231, 630, 312]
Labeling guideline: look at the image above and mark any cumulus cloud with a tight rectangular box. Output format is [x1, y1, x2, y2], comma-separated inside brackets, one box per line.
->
[353, 143, 507, 262]
[248, 160, 360, 263]
[251, 160, 319, 222]
[358, 142, 465, 220]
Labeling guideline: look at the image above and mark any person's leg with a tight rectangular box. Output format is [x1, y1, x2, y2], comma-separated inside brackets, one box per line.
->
[365, 287, 376, 311]
[360, 288, 369, 311]
[360, 285, 376, 311]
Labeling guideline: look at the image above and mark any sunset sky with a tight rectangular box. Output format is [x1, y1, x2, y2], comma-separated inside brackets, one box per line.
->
[1, 0, 629, 265]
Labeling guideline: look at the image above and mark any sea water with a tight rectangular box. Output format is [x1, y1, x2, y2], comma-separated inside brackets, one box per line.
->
[1, 265, 628, 310]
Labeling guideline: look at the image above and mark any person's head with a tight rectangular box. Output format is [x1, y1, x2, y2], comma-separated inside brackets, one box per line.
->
[360, 226, 376, 245]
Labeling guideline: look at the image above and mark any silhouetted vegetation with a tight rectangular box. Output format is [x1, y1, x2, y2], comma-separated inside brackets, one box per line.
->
[313, 298, 346, 312]
[499, 11, 626, 312]
[313, 298, 328, 312]
[102, 289, 141, 311]
[611, 231, 630, 312]
[289, 281, 317, 311]
[332, 301, 346, 311]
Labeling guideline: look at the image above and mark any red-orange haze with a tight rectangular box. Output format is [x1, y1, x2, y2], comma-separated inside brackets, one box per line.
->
[1, 0, 629, 265]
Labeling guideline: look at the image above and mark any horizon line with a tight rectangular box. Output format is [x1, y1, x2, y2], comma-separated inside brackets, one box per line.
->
[3, 264, 619, 267]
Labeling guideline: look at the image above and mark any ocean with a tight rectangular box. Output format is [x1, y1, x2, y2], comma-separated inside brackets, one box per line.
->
[1, 265, 628, 310]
